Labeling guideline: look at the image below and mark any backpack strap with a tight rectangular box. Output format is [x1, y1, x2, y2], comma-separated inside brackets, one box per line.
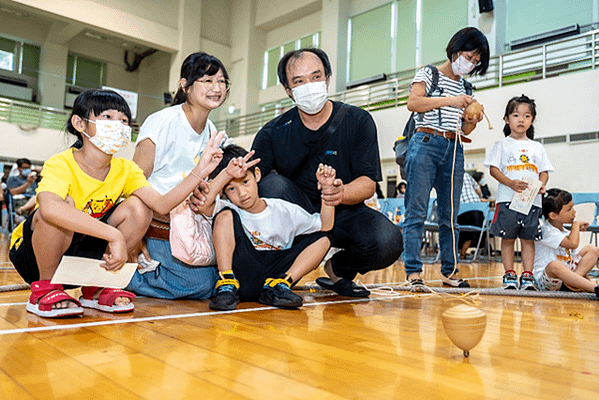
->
[417, 65, 442, 125]
[289, 102, 351, 182]
[463, 79, 473, 96]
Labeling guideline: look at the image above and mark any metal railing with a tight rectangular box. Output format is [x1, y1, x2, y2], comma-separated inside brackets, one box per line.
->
[215, 29, 599, 137]
[1, 29, 597, 139]
[0, 98, 68, 131]
[0, 97, 141, 138]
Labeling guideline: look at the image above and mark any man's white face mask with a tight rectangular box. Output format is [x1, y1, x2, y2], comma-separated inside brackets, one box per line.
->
[291, 81, 328, 115]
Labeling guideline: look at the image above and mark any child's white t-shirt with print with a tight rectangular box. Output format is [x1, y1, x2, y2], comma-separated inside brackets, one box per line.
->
[216, 197, 322, 251]
[484, 137, 553, 208]
[533, 221, 579, 289]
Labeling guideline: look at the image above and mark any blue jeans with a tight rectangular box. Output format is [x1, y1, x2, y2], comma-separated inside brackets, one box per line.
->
[259, 172, 403, 280]
[402, 132, 464, 277]
[126, 238, 218, 299]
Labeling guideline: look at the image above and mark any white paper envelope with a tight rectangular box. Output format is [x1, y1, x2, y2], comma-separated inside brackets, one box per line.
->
[509, 176, 542, 215]
[51, 256, 137, 289]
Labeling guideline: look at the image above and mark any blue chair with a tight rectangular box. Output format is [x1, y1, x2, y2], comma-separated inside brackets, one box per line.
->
[457, 202, 492, 262]
[571, 192, 599, 246]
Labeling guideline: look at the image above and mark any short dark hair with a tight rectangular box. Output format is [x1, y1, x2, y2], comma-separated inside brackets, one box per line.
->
[471, 171, 483, 183]
[16, 158, 31, 168]
[209, 144, 257, 180]
[502, 94, 537, 139]
[446, 27, 490, 76]
[277, 48, 332, 88]
[542, 188, 573, 219]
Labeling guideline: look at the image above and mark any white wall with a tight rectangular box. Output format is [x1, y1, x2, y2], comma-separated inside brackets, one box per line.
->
[0, 120, 136, 163]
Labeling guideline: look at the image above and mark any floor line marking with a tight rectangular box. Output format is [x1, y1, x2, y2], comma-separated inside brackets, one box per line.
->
[0, 293, 432, 336]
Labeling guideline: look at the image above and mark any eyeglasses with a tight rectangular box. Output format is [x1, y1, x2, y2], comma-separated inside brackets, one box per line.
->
[461, 52, 481, 67]
[195, 78, 230, 91]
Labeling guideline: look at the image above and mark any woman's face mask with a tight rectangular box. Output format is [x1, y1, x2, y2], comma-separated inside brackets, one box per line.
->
[451, 54, 476, 76]
[291, 81, 328, 115]
[83, 119, 131, 154]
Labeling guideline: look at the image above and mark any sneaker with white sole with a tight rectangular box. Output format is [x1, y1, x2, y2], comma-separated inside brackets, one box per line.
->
[519, 271, 537, 291]
[502, 271, 518, 290]
[407, 277, 427, 292]
[441, 275, 470, 288]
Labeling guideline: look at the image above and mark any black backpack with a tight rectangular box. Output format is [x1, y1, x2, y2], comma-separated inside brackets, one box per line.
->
[393, 65, 472, 179]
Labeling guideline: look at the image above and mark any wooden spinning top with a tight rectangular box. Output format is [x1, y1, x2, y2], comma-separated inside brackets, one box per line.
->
[442, 304, 487, 357]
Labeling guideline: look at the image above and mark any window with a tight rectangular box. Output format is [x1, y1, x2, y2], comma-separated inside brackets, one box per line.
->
[0, 37, 15, 72]
[347, 1, 468, 82]
[348, 3, 394, 83]
[66, 53, 105, 89]
[262, 32, 320, 89]
[0, 36, 41, 78]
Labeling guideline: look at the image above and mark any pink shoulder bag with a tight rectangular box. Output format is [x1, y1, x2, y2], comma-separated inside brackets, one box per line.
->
[169, 200, 216, 266]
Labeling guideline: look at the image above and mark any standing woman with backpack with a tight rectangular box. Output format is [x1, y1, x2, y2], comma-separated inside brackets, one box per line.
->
[402, 27, 489, 290]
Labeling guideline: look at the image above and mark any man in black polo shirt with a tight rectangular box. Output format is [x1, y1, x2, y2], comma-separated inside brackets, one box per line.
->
[252, 48, 403, 297]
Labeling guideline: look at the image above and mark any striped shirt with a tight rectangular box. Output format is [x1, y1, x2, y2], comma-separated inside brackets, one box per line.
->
[410, 67, 473, 132]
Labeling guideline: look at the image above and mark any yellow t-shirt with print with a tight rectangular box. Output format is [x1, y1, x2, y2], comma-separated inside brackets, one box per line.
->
[10, 148, 150, 248]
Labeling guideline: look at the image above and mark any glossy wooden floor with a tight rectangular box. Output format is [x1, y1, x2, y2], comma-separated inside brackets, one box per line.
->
[1, 232, 598, 400]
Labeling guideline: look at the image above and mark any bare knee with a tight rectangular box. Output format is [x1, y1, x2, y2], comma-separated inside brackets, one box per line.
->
[214, 209, 233, 228]
[583, 244, 599, 258]
[545, 261, 567, 278]
[109, 196, 152, 228]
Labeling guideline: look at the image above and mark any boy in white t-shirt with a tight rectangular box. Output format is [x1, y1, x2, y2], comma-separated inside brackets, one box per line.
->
[533, 188, 599, 297]
[197, 144, 335, 310]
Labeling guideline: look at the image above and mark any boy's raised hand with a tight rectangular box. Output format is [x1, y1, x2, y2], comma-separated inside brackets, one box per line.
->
[225, 150, 261, 179]
[316, 164, 336, 189]
[197, 130, 226, 174]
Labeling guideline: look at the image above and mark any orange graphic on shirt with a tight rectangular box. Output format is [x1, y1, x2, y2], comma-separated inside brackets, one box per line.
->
[506, 163, 539, 174]
[83, 197, 115, 218]
[249, 231, 281, 250]
[557, 249, 572, 263]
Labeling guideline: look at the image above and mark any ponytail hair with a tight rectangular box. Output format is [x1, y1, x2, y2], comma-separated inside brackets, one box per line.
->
[172, 52, 229, 106]
[502, 94, 537, 140]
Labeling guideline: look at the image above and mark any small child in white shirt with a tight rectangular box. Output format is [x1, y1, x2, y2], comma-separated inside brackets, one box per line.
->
[533, 188, 599, 297]
[197, 144, 336, 310]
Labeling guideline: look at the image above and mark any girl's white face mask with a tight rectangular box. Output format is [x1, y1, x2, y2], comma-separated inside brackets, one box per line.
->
[83, 119, 131, 155]
[291, 81, 328, 115]
[451, 54, 476, 76]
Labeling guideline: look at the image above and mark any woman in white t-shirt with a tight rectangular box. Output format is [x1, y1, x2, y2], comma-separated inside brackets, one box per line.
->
[127, 52, 229, 299]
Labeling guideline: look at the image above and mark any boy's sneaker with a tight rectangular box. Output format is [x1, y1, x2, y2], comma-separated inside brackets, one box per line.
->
[502, 271, 518, 290]
[594, 285, 599, 299]
[209, 271, 240, 311]
[259, 277, 303, 309]
[519, 271, 537, 291]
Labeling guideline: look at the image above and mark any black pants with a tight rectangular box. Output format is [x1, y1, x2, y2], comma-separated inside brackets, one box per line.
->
[258, 172, 403, 280]
[457, 210, 485, 250]
[216, 208, 328, 301]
